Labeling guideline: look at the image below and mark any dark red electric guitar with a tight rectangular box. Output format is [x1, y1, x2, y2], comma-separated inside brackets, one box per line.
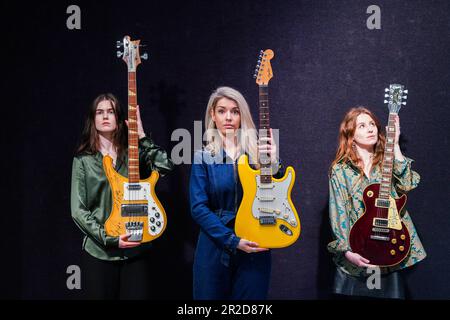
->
[349, 84, 410, 267]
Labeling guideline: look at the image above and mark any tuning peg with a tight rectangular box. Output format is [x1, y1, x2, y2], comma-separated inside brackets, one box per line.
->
[384, 94, 389, 97]
[404, 90, 408, 94]
[385, 88, 389, 92]
[117, 51, 123, 58]
[402, 102, 407, 105]
[116, 41, 123, 48]
[384, 100, 388, 104]
[402, 96, 407, 99]
[141, 53, 148, 60]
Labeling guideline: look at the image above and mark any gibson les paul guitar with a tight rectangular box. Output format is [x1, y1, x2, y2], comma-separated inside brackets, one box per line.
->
[235, 49, 301, 248]
[349, 84, 410, 266]
[104, 35, 167, 243]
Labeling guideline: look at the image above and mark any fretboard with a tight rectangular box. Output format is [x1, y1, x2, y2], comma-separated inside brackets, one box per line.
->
[128, 71, 140, 183]
[379, 113, 397, 199]
[259, 85, 272, 184]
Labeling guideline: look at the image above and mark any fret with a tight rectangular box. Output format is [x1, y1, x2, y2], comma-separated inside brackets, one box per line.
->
[128, 72, 140, 180]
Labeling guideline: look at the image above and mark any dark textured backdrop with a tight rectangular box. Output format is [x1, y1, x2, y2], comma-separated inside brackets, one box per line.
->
[2, 0, 449, 299]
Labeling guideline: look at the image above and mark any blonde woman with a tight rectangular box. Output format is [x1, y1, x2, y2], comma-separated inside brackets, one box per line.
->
[189, 86, 283, 299]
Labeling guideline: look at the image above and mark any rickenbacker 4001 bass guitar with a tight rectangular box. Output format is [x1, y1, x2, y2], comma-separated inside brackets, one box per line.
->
[103, 36, 167, 243]
[235, 49, 301, 248]
[349, 84, 410, 266]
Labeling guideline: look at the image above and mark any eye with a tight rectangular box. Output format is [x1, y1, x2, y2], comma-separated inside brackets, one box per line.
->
[233, 109, 240, 115]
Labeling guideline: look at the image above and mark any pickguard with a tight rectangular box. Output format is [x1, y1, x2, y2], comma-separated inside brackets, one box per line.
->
[250, 171, 298, 227]
[123, 182, 165, 236]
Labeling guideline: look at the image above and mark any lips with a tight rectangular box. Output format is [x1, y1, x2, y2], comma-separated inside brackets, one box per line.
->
[102, 122, 110, 125]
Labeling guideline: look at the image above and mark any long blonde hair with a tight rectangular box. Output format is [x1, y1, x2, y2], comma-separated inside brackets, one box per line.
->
[330, 107, 386, 174]
[204, 86, 258, 164]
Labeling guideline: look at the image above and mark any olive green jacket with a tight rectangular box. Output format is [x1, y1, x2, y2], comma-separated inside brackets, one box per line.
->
[71, 136, 174, 261]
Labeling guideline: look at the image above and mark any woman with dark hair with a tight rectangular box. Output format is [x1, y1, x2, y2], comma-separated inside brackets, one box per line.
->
[71, 93, 173, 299]
[327, 107, 426, 299]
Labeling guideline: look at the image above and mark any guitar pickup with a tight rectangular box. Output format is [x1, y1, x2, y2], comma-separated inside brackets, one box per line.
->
[121, 204, 148, 217]
[127, 184, 142, 191]
[375, 198, 390, 208]
[259, 216, 276, 225]
[258, 208, 281, 214]
[257, 196, 275, 202]
[373, 218, 388, 228]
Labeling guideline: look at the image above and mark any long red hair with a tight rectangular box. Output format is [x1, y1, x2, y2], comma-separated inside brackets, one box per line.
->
[330, 107, 386, 174]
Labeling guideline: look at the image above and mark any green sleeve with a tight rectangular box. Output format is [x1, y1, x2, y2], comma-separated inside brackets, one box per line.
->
[138, 135, 174, 177]
[70, 157, 119, 248]
[392, 156, 420, 193]
[327, 168, 352, 255]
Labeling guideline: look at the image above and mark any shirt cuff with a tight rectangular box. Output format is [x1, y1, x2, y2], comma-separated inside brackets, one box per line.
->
[105, 236, 119, 248]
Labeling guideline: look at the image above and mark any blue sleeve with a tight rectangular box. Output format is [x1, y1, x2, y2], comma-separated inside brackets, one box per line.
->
[189, 151, 240, 253]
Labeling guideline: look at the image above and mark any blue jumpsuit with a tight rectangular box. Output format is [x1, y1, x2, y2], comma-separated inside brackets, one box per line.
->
[189, 149, 283, 300]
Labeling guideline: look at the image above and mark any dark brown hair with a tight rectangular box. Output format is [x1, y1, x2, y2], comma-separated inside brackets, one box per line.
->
[76, 93, 127, 158]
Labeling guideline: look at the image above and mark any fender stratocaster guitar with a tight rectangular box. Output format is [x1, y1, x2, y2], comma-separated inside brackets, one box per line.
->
[349, 84, 410, 266]
[235, 49, 301, 248]
[104, 35, 167, 243]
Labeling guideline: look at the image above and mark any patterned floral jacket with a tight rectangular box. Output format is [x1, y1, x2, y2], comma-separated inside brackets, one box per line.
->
[327, 157, 426, 277]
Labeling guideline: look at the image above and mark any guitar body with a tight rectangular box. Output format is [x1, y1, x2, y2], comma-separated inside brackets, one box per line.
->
[235, 155, 301, 248]
[349, 183, 410, 266]
[103, 155, 167, 243]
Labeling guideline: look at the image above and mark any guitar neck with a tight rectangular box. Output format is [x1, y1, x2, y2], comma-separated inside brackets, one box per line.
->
[128, 71, 140, 183]
[379, 113, 397, 199]
[259, 85, 272, 183]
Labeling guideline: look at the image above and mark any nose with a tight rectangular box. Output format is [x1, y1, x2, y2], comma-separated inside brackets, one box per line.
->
[226, 111, 232, 120]
[102, 111, 109, 119]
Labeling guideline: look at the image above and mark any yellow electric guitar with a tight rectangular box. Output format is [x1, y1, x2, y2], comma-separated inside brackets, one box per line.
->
[103, 35, 167, 243]
[235, 49, 301, 248]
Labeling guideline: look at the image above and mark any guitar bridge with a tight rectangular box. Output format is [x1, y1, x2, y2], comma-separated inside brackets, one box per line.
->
[370, 235, 390, 241]
[259, 216, 276, 225]
[372, 227, 390, 233]
[125, 221, 144, 242]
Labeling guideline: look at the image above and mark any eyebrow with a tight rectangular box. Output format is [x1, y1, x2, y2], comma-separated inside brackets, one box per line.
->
[216, 106, 239, 111]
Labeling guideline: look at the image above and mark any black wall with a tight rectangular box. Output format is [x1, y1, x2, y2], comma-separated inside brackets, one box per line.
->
[3, 0, 449, 299]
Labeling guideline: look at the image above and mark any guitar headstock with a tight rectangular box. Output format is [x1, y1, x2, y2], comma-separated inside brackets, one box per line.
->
[116, 35, 148, 72]
[384, 84, 408, 114]
[253, 49, 274, 85]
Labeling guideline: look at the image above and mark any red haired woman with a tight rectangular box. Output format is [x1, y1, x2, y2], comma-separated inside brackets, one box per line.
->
[328, 107, 426, 299]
